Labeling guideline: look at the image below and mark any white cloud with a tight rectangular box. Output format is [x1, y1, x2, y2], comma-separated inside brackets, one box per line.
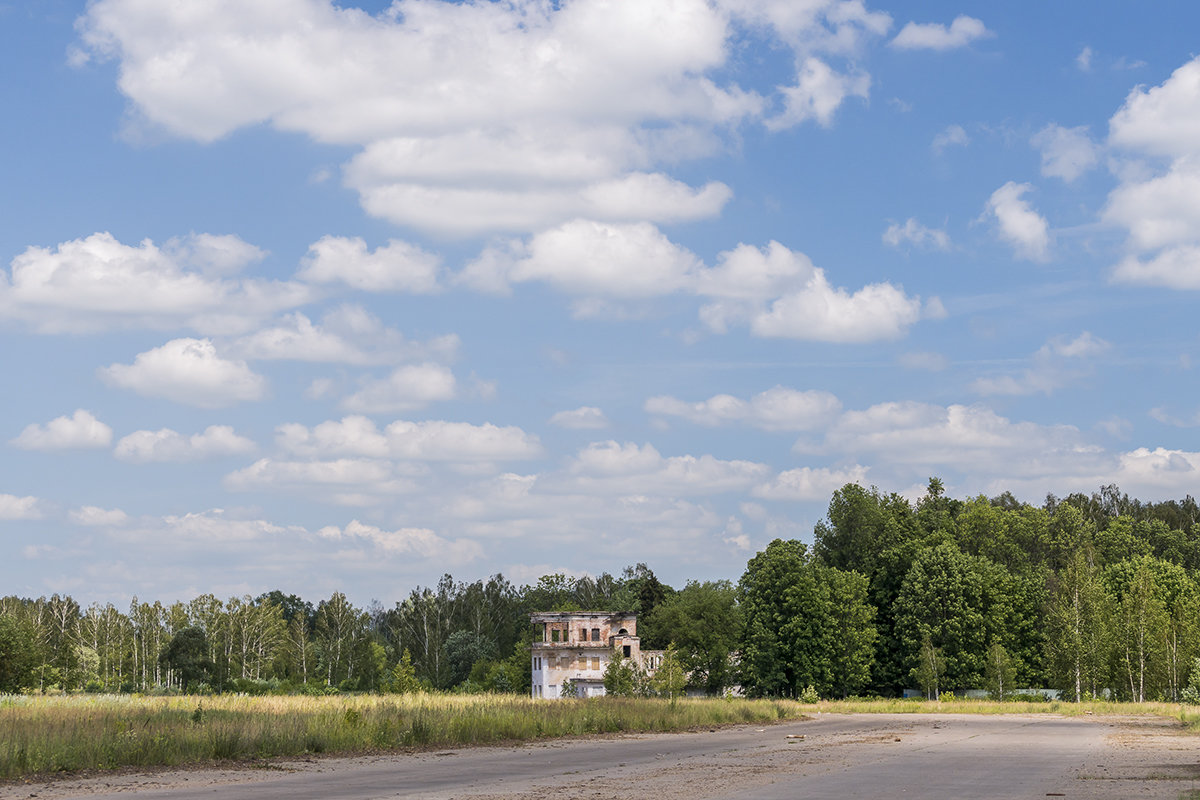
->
[768, 57, 869, 130]
[808, 401, 1094, 479]
[1031, 124, 1100, 182]
[0, 232, 308, 334]
[75, 0, 888, 235]
[971, 332, 1110, 396]
[985, 182, 1051, 261]
[114, 425, 256, 463]
[12, 409, 113, 450]
[101, 338, 267, 408]
[316, 520, 482, 563]
[69, 506, 129, 526]
[470, 220, 703, 301]
[276, 416, 542, 462]
[1076, 46, 1093, 72]
[557, 441, 769, 496]
[697, 240, 928, 342]
[645, 386, 841, 431]
[229, 306, 459, 366]
[1109, 56, 1200, 158]
[1104, 57, 1200, 289]
[752, 465, 869, 500]
[341, 363, 457, 413]
[747, 272, 925, 342]
[549, 407, 610, 430]
[883, 218, 950, 250]
[298, 236, 441, 293]
[224, 458, 423, 505]
[0, 494, 42, 520]
[891, 15, 991, 51]
[931, 124, 969, 152]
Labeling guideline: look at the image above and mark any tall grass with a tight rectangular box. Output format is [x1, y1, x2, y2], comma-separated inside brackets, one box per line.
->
[0, 693, 803, 779]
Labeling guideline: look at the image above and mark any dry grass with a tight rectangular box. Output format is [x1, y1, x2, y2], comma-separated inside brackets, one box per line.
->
[799, 696, 1200, 727]
[0, 693, 803, 779]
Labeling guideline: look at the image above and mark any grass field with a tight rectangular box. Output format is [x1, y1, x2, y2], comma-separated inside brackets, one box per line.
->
[3, 693, 1199, 781]
[0, 693, 803, 779]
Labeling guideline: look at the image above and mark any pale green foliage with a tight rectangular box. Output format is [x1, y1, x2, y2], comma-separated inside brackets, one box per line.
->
[984, 643, 1017, 700]
[383, 649, 422, 694]
[650, 644, 688, 700]
[913, 633, 945, 700]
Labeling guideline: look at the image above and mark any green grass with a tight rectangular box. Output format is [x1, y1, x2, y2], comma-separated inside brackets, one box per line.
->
[0, 693, 804, 779]
[5, 693, 1199, 781]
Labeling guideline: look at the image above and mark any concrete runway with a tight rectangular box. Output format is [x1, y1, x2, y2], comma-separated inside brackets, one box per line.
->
[9, 714, 1200, 800]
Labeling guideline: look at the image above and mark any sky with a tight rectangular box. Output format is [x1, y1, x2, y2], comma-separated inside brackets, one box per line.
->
[3, 0, 1200, 607]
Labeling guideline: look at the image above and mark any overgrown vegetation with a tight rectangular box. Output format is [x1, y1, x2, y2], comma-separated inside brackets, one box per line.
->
[0, 693, 805, 779]
[3, 481, 1200, 704]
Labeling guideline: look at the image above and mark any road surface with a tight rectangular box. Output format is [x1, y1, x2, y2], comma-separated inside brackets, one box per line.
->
[5, 713, 1199, 800]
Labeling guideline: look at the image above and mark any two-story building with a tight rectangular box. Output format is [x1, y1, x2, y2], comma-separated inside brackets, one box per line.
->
[530, 611, 664, 698]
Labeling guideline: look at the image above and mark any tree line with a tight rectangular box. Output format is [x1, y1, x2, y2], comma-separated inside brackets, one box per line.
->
[3, 480, 1200, 702]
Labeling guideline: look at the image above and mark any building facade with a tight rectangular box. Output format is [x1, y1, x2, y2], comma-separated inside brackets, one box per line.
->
[530, 611, 663, 698]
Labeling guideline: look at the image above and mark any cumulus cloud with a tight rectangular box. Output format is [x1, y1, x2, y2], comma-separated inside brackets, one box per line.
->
[224, 458, 423, 505]
[316, 520, 482, 563]
[101, 338, 267, 408]
[12, 409, 113, 450]
[1105, 56, 1200, 289]
[697, 240, 929, 342]
[556, 441, 769, 496]
[883, 218, 950, 250]
[229, 306, 459, 366]
[0, 232, 308, 334]
[297, 236, 442, 293]
[931, 124, 969, 153]
[752, 465, 869, 500]
[0, 494, 42, 520]
[971, 332, 1110, 396]
[645, 386, 841, 431]
[340, 363, 457, 413]
[276, 416, 543, 461]
[1031, 124, 1100, 182]
[768, 57, 870, 130]
[75, 0, 888, 235]
[1076, 46, 1093, 72]
[114, 425, 256, 463]
[466, 225, 929, 337]
[985, 182, 1051, 261]
[549, 407, 610, 430]
[891, 16, 991, 51]
[69, 506, 129, 526]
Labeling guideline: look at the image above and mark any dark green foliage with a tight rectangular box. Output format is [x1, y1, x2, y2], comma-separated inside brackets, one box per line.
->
[160, 627, 214, 692]
[0, 615, 38, 692]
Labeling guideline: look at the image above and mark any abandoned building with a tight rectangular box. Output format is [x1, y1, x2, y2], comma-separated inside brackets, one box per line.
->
[530, 611, 664, 698]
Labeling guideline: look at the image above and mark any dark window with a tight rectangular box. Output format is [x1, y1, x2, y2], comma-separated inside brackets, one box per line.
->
[580, 627, 588, 641]
[551, 629, 560, 643]
[623, 645, 631, 658]
[592, 627, 601, 641]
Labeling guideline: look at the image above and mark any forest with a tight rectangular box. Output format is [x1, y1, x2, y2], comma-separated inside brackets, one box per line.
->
[3, 479, 1200, 703]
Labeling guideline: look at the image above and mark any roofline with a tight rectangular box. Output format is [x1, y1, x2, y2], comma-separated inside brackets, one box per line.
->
[529, 611, 636, 619]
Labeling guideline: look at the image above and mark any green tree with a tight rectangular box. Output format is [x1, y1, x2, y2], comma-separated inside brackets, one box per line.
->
[822, 567, 877, 698]
[444, 630, 497, 687]
[0, 615, 38, 692]
[160, 627, 214, 692]
[913, 633, 945, 700]
[894, 543, 986, 690]
[644, 580, 742, 695]
[1045, 547, 1110, 701]
[384, 648, 422, 693]
[602, 650, 635, 696]
[984, 643, 1016, 700]
[650, 643, 688, 701]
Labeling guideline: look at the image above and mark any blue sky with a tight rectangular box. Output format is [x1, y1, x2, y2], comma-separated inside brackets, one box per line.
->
[3, 0, 1200, 605]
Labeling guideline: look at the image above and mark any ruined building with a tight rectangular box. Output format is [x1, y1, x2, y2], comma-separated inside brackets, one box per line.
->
[530, 611, 664, 698]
